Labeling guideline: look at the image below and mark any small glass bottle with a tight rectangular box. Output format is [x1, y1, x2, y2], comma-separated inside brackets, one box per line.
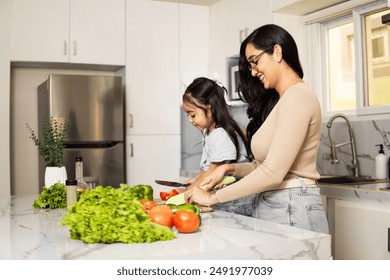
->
[75, 156, 83, 182]
[75, 156, 89, 193]
[66, 179, 77, 207]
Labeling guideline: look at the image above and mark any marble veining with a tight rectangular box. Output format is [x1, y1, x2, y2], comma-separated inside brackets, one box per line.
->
[0, 195, 331, 260]
[320, 181, 390, 203]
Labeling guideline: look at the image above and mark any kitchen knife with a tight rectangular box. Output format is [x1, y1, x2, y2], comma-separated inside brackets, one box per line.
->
[155, 176, 236, 188]
[154, 180, 190, 187]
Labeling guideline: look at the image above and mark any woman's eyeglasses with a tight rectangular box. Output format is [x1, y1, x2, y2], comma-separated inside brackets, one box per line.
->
[247, 45, 274, 71]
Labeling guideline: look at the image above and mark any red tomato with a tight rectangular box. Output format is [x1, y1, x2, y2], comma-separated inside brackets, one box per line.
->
[149, 205, 172, 215]
[160, 192, 169, 201]
[173, 210, 200, 233]
[140, 200, 156, 211]
[149, 208, 174, 228]
[166, 189, 179, 199]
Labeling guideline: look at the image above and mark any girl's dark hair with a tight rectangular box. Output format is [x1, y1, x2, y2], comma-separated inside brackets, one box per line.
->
[183, 77, 250, 161]
[238, 24, 303, 158]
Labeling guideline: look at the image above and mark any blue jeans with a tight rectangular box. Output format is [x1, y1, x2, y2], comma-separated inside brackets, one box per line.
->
[214, 195, 255, 217]
[253, 186, 329, 234]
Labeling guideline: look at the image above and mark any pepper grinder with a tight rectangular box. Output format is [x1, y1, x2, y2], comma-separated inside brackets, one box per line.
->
[66, 179, 77, 207]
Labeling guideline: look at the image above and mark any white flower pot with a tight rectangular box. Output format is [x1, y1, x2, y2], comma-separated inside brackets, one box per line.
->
[44, 166, 67, 187]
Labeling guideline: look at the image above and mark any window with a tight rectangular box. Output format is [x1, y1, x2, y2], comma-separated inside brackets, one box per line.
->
[319, 1, 390, 116]
[325, 18, 356, 111]
[364, 10, 390, 107]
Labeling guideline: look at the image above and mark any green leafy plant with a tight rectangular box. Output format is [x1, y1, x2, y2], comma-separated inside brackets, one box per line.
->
[26, 117, 67, 167]
[32, 182, 67, 209]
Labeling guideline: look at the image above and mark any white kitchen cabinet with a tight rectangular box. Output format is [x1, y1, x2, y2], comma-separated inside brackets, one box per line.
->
[125, 0, 181, 187]
[126, 135, 181, 198]
[334, 199, 390, 259]
[126, 0, 180, 135]
[211, 0, 272, 58]
[10, 0, 125, 65]
[209, 0, 272, 87]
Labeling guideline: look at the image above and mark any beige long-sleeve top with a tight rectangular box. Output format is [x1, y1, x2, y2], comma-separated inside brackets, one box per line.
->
[215, 82, 322, 203]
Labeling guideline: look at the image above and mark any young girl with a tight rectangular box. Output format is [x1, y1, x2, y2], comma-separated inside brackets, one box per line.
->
[182, 77, 250, 190]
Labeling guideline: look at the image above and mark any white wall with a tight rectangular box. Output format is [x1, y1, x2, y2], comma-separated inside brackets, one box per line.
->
[0, 0, 11, 196]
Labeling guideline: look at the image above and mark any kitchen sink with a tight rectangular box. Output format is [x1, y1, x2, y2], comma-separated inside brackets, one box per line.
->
[318, 175, 377, 185]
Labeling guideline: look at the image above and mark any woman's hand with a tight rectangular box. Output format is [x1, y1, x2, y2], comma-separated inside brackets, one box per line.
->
[185, 187, 218, 207]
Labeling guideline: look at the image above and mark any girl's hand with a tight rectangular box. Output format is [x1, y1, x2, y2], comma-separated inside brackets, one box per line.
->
[184, 177, 196, 185]
[199, 165, 226, 190]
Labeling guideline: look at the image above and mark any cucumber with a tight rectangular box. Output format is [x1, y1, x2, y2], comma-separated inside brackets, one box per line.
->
[221, 176, 236, 185]
[165, 192, 186, 205]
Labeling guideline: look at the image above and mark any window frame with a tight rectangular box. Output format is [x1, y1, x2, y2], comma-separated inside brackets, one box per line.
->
[354, 1, 390, 115]
[306, 0, 390, 120]
[321, 14, 355, 116]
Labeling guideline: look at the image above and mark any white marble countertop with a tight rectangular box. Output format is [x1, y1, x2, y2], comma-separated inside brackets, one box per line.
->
[0, 194, 331, 260]
[319, 181, 390, 203]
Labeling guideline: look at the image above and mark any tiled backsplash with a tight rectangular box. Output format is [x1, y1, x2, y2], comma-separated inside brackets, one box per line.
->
[318, 117, 390, 178]
[180, 104, 390, 179]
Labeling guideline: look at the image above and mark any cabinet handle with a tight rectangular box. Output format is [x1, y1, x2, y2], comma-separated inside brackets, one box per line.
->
[130, 143, 134, 157]
[239, 28, 249, 43]
[63, 40, 67, 55]
[73, 41, 77, 56]
[129, 114, 133, 128]
[388, 228, 390, 252]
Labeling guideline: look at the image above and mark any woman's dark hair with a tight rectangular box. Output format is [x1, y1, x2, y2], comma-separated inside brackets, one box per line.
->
[238, 24, 303, 158]
[183, 77, 250, 161]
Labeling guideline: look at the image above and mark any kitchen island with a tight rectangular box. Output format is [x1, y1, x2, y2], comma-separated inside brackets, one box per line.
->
[0, 194, 331, 260]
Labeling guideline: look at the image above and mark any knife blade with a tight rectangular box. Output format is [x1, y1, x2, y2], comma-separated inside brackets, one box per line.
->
[154, 180, 190, 187]
[155, 176, 236, 188]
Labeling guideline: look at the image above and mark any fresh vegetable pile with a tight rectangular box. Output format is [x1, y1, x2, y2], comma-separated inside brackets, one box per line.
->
[119, 183, 154, 201]
[145, 203, 201, 233]
[60, 186, 175, 244]
[33, 182, 67, 209]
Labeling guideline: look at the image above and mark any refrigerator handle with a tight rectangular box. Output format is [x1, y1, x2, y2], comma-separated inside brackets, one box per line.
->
[130, 143, 134, 157]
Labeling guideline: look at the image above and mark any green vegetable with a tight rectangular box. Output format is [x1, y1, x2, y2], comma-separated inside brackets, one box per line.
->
[60, 186, 175, 244]
[32, 182, 67, 209]
[221, 176, 236, 185]
[165, 192, 185, 205]
[119, 183, 154, 201]
[169, 203, 200, 215]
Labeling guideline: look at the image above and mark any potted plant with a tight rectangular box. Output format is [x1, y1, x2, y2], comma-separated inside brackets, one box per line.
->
[26, 117, 68, 187]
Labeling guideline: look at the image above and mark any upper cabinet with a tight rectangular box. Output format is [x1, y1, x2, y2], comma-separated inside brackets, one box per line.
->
[211, 0, 272, 57]
[209, 0, 272, 86]
[125, 0, 180, 135]
[10, 0, 125, 66]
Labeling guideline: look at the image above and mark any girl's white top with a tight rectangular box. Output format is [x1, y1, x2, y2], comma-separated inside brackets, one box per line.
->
[200, 127, 246, 171]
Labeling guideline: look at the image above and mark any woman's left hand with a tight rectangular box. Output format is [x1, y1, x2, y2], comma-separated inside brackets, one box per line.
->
[185, 187, 217, 207]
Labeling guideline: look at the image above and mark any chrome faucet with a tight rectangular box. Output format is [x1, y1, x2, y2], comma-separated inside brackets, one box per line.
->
[326, 113, 359, 177]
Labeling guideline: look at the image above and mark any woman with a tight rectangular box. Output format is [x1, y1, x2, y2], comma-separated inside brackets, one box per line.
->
[186, 24, 329, 234]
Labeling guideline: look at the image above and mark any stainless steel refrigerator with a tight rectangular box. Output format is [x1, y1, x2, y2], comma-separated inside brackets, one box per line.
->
[38, 74, 125, 189]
